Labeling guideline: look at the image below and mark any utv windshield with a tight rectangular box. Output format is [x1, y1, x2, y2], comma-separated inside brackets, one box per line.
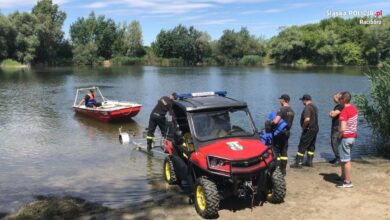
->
[191, 108, 255, 142]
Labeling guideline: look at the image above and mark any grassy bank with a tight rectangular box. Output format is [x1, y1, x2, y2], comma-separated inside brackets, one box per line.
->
[0, 59, 28, 68]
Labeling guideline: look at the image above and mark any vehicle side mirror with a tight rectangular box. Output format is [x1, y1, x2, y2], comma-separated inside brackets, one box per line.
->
[173, 129, 183, 145]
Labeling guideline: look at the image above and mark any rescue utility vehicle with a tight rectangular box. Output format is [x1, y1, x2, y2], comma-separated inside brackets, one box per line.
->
[162, 91, 286, 218]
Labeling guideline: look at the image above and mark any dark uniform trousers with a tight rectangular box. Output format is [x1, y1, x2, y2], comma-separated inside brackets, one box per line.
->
[147, 112, 168, 139]
[330, 127, 340, 159]
[273, 130, 290, 175]
[297, 128, 318, 156]
[273, 130, 290, 160]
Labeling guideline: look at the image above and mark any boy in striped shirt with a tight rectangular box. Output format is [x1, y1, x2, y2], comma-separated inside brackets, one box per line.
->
[337, 91, 358, 188]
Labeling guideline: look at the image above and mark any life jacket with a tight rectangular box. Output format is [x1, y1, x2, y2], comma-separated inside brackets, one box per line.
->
[87, 93, 96, 105]
[260, 112, 288, 145]
[261, 132, 273, 145]
[267, 112, 287, 136]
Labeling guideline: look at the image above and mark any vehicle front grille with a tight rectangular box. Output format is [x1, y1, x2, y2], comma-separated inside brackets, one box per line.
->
[231, 156, 261, 168]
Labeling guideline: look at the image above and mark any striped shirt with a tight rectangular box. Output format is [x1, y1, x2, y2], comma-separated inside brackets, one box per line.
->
[339, 104, 358, 138]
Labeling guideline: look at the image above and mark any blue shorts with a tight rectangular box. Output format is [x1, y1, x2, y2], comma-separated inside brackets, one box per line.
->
[339, 138, 355, 162]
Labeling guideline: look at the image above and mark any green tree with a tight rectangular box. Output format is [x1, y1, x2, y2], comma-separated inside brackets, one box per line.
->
[94, 15, 116, 59]
[362, 17, 390, 65]
[153, 25, 210, 65]
[338, 42, 363, 65]
[8, 12, 39, 64]
[70, 12, 117, 60]
[126, 20, 145, 57]
[32, 0, 66, 64]
[72, 42, 99, 65]
[216, 27, 265, 65]
[112, 22, 127, 56]
[0, 13, 16, 61]
[268, 26, 305, 63]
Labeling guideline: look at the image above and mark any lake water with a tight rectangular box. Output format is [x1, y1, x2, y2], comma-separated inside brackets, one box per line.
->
[0, 66, 374, 213]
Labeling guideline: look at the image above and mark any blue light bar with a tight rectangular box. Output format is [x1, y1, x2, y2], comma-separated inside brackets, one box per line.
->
[176, 91, 227, 99]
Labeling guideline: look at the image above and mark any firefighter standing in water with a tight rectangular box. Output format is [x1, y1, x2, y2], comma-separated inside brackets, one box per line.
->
[146, 93, 177, 151]
[272, 94, 295, 176]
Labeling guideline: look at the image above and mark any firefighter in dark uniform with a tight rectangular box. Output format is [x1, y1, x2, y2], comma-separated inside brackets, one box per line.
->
[291, 94, 319, 169]
[146, 93, 177, 151]
[272, 94, 294, 176]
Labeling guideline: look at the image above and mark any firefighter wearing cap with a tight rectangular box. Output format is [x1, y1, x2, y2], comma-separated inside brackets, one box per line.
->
[291, 94, 319, 169]
[272, 94, 294, 175]
[146, 93, 177, 151]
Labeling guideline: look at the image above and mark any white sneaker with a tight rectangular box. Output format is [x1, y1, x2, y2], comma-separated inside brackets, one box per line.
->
[336, 181, 353, 188]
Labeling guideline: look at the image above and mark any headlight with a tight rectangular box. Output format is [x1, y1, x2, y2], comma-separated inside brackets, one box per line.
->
[209, 157, 226, 167]
[207, 156, 230, 173]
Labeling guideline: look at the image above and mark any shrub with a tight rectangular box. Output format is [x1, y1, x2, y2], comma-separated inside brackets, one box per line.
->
[354, 62, 390, 156]
[0, 59, 23, 67]
[239, 55, 262, 66]
[110, 56, 143, 65]
[295, 58, 310, 66]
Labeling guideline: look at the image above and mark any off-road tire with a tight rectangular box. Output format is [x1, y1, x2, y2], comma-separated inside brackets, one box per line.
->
[194, 177, 219, 219]
[267, 168, 286, 203]
[163, 156, 177, 185]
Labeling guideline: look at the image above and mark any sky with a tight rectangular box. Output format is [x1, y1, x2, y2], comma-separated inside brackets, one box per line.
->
[1, 0, 389, 45]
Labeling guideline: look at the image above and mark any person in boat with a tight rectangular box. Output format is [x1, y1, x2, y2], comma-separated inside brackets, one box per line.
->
[78, 89, 102, 109]
[146, 93, 177, 151]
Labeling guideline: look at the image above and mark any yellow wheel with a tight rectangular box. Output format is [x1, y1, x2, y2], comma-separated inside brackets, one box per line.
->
[163, 157, 177, 185]
[165, 161, 171, 182]
[194, 177, 219, 218]
[196, 185, 206, 211]
[266, 168, 286, 203]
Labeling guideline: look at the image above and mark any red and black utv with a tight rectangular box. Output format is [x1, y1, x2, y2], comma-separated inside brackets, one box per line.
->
[162, 91, 286, 218]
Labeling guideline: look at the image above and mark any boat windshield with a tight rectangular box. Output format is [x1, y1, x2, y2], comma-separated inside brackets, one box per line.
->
[191, 108, 255, 142]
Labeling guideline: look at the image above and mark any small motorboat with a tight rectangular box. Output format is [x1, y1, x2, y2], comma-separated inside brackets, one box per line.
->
[73, 87, 142, 122]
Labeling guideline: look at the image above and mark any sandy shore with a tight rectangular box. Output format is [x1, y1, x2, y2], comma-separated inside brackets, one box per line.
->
[115, 157, 390, 220]
[5, 157, 390, 220]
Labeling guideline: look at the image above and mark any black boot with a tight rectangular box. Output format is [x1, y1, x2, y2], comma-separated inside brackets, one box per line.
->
[290, 154, 303, 169]
[304, 155, 314, 167]
[147, 139, 153, 151]
[304, 151, 314, 167]
[281, 160, 287, 176]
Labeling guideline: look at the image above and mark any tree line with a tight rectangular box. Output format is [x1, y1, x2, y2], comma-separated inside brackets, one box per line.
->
[1, 0, 389, 66]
